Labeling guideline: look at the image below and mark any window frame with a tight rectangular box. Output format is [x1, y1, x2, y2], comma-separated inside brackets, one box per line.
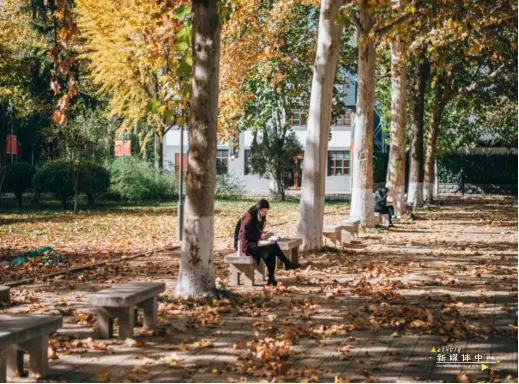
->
[244, 149, 256, 175]
[327, 150, 351, 176]
[216, 149, 229, 175]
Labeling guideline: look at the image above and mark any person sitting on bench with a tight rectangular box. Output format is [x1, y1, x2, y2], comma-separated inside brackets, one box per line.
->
[373, 187, 395, 227]
[235, 199, 300, 286]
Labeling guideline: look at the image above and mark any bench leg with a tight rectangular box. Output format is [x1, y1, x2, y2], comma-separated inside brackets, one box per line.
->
[0, 348, 6, 383]
[115, 306, 135, 340]
[137, 297, 157, 329]
[291, 248, 299, 264]
[230, 264, 254, 286]
[98, 307, 114, 339]
[254, 261, 266, 284]
[6, 345, 24, 379]
[19, 335, 49, 378]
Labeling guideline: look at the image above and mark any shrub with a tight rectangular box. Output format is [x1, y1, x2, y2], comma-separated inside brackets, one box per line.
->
[33, 159, 74, 209]
[437, 153, 518, 184]
[215, 173, 246, 200]
[106, 157, 178, 201]
[79, 162, 111, 206]
[2, 162, 34, 206]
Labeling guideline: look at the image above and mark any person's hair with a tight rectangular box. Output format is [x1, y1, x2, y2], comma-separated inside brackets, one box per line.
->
[381, 187, 389, 193]
[247, 199, 270, 213]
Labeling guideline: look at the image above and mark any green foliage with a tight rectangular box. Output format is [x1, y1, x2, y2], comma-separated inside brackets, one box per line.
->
[79, 161, 110, 205]
[2, 162, 34, 206]
[32, 159, 74, 209]
[215, 174, 246, 200]
[106, 157, 178, 201]
[250, 129, 302, 201]
[437, 153, 517, 184]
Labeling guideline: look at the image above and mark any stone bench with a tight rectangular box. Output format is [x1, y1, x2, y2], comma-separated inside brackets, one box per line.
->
[277, 238, 303, 267]
[339, 219, 361, 237]
[322, 225, 345, 247]
[374, 212, 390, 226]
[224, 253, 266, 286]
[87, 282, 165, 339]
[0, 314, 62, 382]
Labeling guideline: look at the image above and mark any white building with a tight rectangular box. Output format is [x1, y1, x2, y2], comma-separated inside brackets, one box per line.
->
[163, 80, 386, 198]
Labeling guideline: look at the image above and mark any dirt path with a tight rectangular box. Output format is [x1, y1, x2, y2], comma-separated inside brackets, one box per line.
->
[1, 195, 517, 383]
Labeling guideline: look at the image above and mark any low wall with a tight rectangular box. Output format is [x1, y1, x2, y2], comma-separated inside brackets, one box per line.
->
[438, 183, 518, 195]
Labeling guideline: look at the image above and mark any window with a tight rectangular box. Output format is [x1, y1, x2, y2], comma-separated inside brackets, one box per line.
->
[291, 109, 303, 127]
[244, 149, 255, 175]
[327, 151, 350, 176]
[336, 111, 352, 127]
[216, 149, 229, 175]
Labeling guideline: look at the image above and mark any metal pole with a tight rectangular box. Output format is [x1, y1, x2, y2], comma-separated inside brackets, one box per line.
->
[10, 115, 14, 164]
[177, 125, 184, 242]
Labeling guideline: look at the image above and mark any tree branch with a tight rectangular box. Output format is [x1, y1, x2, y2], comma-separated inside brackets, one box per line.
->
[449, 62, 506, 99]
[345, 13, 364, 35]
[376, 12, 414, 36]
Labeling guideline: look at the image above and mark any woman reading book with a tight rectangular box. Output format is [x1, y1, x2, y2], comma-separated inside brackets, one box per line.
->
[236, 199, 301, 286]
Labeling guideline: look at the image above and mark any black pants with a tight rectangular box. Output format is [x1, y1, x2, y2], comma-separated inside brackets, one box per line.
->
[247, 242, 290, 278]
[375, 206, 394, 224]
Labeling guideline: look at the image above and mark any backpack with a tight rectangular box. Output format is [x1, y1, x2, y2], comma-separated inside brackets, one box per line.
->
[233, 218, 242, 250]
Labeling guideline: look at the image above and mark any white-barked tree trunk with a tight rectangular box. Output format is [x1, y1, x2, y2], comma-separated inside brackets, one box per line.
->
[176, 0, 220, 297]
[298, 0, 344, 250]
[386, 36, 407, 216]
[350, 6, 376, 227]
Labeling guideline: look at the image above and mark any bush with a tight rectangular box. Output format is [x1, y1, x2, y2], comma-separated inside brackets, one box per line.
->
[106, 157, 178, 201]
[33, 159, 74, 209]
[33, 159, 111, 209]
[79, 161, 111, 205]
[437, 153, 518, 184]
[2, 162, 34, 206]
[215, 173, 246, 200]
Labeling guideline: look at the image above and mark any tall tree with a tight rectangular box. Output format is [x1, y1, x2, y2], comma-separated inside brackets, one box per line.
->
[175, 0, 221, 297]
[298, 0, 345, 250]
[385, 0, 408, 217]
[76, 0, 191, 169]
[407, 52, 429, 207]
[345, 0, 419, 226]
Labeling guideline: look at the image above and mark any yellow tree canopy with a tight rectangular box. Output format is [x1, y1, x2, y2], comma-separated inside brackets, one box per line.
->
[76, 0, 190, 148]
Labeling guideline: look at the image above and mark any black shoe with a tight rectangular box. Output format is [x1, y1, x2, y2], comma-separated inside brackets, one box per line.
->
[267, 277, 278, 286]
[284, 261, 301, 271]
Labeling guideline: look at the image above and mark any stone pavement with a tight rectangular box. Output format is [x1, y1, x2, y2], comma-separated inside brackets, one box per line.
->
[1, 195, 517, 383]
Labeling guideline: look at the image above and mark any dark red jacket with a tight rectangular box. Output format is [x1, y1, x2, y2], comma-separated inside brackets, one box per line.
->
[238, 210, 265, 255]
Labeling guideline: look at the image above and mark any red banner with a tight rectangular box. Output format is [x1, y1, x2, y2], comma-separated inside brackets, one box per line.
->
[114, 140, 131, 156]
[6, 135, 17, 155]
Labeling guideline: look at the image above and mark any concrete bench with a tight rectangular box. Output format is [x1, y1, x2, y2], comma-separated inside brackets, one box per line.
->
[0, 285, 10, 303]
[277, 238, 303, 267]
[322, 225, 345, 247]
[224, 253, 266, 286]
[339, 219, 361, 237]
[0, 314, 62, 382]
[374, 212, 390, 226]
[88, 282, 165, 339]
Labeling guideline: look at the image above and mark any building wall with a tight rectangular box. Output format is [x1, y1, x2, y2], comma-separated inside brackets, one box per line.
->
[164, 123, 353, 195]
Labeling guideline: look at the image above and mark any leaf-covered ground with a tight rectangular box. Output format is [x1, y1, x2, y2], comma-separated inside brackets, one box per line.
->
[1, 195, 517, 383]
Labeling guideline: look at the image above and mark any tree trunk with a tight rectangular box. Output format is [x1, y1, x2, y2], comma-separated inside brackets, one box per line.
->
[424, 72, 452, 201]
[298, 0, 344, 250]
[350, 7, 376, 227]
[424, 102, 445, 202]
[154, 131, 164, 170]
[386, 37, 407, 216]
[407, 55, 429, 207]
[175, 0, 220, 298]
